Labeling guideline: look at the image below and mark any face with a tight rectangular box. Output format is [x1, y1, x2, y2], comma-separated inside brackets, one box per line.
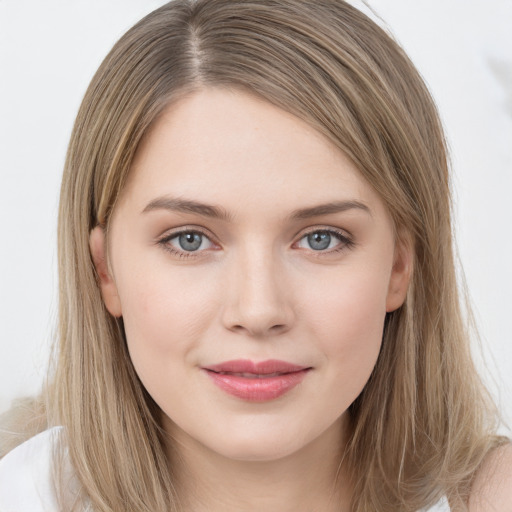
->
[90, 88, 411, 463]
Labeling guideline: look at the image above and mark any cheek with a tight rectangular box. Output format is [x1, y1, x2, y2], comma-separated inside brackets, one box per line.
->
[117, 265, 219, 379]
[301, 264, 389, 381]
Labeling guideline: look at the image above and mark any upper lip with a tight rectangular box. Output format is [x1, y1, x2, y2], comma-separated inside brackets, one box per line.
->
[203, 359, 310, 375]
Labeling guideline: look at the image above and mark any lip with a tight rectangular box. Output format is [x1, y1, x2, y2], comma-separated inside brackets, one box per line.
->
[205, 359, 308, 375]
[202, 359, 311, 402]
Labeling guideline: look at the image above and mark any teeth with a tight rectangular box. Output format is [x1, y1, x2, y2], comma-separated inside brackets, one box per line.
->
[218, 371, 283, 378]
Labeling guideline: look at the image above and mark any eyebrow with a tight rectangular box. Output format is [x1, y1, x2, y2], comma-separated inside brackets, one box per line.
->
[142, 197, 233, 221]
[288, 200, 371, 220]
[142, 196, 371, 221]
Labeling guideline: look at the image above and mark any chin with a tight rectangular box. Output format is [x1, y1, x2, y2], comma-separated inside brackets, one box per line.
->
[203, 415, 332, 463]
[212, 435, 303, 463]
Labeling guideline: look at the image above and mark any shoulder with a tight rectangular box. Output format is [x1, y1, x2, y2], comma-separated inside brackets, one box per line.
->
[0, 427, 64, 512]
[469, 443, 512, 512]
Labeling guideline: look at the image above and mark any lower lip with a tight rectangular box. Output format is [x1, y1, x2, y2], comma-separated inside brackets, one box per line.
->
[204, 369, 310, 402]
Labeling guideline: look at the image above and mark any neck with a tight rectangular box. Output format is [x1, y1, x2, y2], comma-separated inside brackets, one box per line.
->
[164, 417, 353, 512]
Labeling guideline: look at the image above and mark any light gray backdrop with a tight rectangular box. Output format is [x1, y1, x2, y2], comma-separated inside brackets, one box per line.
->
[1, 0, 511, 430]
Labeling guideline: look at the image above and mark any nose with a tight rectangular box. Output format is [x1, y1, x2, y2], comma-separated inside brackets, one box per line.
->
[221, 246, 294, 338]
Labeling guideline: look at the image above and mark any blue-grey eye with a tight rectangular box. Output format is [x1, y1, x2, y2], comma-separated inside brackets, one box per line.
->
[296, 230, 346, 251]
[161, 230, 214, 255]
[178, 232, 203, 251]
[307, 232, 331, 250]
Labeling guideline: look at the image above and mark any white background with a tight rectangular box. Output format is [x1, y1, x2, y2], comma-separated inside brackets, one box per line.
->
[1, 1, 511, 431]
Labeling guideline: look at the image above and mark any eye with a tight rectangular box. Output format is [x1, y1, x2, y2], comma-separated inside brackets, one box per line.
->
[159, 229, 215, 256]
[295, 229, 352, 252]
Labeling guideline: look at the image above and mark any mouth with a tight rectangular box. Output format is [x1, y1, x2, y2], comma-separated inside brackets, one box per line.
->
[211, 371, 293, 378]
[201, 359, 312, 402]
[204, 359, 309, 375]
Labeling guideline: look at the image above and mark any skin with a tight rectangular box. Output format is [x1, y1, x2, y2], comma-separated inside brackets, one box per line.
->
[90, 87, 413, 511]
[468, 444, 512, 512]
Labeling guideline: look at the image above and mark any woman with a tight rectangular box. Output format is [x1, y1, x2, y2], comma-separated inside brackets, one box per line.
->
[0, 1, 510, 510]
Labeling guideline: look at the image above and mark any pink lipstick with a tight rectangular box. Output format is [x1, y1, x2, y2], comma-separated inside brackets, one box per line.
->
[202, 359, 311, 402]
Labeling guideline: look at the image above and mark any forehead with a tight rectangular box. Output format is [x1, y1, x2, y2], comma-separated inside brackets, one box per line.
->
[120, 87, 386, 220]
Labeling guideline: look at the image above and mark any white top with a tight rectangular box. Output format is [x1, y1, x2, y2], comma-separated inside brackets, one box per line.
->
[0, 427, 450, 511]
[0, 427, 63, 512]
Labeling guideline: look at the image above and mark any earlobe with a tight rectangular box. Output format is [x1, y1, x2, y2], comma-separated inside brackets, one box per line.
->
[89, 226, 122, 317]
[386, 235, 413, 313]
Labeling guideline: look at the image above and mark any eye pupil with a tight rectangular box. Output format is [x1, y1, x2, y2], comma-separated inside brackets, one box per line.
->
[179, 232, 202, 251]
[308, 232, 331, 250]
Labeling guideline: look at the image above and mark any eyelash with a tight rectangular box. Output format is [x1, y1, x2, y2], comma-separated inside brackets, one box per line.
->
[294, 228, 354, 256]
[157, 227, 217, 260]
[156, 226, 354, 260]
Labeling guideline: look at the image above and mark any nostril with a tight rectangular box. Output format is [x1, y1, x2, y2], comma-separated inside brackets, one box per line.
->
[228, 322, 289, 337]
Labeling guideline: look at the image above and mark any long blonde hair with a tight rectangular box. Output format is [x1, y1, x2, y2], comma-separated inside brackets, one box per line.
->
[1, 1, 506, 510]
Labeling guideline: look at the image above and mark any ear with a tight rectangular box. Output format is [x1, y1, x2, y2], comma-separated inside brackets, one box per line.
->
[386, 233, 413, 313]
[89, 226, 122, 317]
